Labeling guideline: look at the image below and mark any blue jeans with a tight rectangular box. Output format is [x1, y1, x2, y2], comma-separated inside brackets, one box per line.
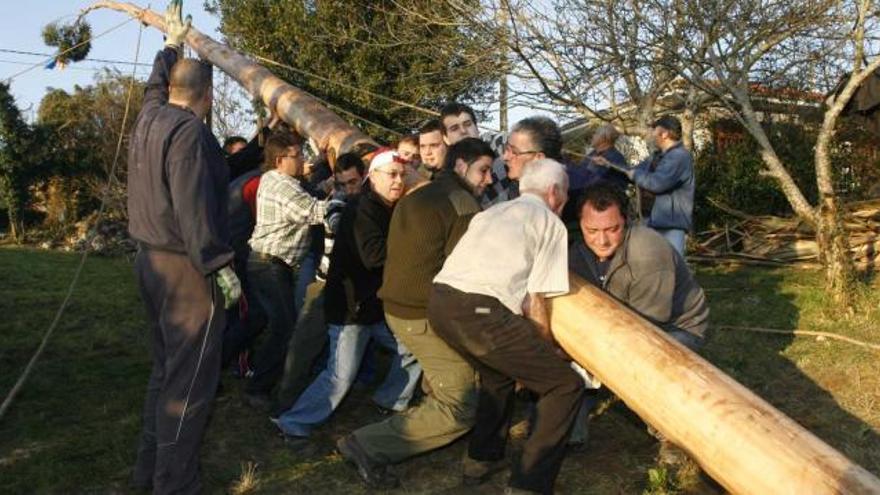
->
[277, 322, 421, 437]
[655, 228, 687, 256]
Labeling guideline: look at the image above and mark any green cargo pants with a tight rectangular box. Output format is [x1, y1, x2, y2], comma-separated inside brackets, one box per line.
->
[352, 313, 477, 464]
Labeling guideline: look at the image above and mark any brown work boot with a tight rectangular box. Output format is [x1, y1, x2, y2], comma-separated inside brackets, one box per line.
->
[462, 455, 507, 486]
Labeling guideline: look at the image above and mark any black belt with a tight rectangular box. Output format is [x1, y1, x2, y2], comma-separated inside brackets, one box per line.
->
[251, 251, 300, 270]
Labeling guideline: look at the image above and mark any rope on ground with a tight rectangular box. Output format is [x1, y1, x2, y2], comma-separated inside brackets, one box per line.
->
[714, 325, 880, 352]
[0, 22, 144, 422]
[2, 17, 135, 84]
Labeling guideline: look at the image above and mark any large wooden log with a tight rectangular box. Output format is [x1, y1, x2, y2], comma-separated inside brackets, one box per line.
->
[551, 274, 880, 494]
[85, 1, 378, 163]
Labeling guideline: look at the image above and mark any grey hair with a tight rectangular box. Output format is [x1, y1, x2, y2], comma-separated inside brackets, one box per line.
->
[591, 124, 620, 147]
[519, 158, 569, 195]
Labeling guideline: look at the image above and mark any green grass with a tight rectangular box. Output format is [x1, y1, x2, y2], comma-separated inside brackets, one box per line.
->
[0, 247, 878, 494]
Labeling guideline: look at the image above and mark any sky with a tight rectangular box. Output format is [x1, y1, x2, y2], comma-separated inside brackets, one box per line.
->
[0, 1, 547, 132]
[0, 1, 220, 121]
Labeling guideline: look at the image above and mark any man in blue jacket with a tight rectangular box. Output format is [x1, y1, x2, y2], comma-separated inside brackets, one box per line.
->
[594, 116, 694, 254]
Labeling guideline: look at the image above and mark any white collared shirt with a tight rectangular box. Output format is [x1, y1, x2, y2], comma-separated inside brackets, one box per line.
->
[434, 193, 569, 314]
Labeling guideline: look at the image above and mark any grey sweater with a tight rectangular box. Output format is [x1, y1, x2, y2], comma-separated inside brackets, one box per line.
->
[569, 225, 709, 338]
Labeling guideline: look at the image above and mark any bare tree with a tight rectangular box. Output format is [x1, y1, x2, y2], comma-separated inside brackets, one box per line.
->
[815, 0, 880, 304]
[211, 71, 255, 141]
[667, 0, 871, 305]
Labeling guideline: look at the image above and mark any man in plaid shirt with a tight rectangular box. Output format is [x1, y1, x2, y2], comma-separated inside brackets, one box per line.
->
[438, 103, 512, 206]
[245, 130, 328, 408]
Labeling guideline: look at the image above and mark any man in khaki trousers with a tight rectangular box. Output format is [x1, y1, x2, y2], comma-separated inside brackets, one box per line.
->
[336, 138, 496, 489]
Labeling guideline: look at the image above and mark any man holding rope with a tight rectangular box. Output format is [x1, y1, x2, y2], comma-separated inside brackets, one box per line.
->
[127, 2, 240, 492]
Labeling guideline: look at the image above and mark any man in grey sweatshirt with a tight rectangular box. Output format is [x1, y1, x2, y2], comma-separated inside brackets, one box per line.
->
[568, 182, 708, 349]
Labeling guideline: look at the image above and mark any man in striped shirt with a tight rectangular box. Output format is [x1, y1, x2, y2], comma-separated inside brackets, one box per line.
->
[244, 130, 328, 408]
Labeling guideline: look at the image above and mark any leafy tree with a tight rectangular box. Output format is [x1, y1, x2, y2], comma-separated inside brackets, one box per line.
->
[0, 83, 49, 242]
[37, 71, 145, 223]
[207, 0, 502, 140]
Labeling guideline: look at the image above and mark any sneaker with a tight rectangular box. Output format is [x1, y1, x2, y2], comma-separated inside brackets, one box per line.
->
[462, 456, 507, 486]
[336, 434, 400, 490]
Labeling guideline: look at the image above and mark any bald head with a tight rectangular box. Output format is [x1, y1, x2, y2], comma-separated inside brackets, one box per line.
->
[168, 59, 213, 117]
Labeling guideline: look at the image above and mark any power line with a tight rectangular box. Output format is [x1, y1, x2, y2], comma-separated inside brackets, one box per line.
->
[0, 48, 152, 67]
[0, 58, 150, 75]
[3, 17, 134, 84]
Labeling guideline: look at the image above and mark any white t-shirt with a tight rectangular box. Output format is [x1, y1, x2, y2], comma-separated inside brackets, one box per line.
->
[433, 193, 570, 314]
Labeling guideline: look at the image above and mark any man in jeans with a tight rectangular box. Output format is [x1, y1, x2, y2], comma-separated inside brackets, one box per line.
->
[273, 150, 421, 452]
[245, 130, 328, 408]
[593, 115, 695, 255]
[429, 159, 582, 495]
[336, 138, 496, 489]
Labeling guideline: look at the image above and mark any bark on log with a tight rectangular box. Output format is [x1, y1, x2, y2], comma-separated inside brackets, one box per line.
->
[551, 274, 880, 495]
[85, 1, 378, 163]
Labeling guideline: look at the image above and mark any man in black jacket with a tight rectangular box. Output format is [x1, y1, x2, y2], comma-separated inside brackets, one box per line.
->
[273, 151, 421, 451]
[337, 138, 495, 489]
[127, 2, 240, 492]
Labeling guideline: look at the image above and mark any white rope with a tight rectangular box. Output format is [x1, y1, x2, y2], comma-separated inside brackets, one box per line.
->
[0, 21, 144, 422]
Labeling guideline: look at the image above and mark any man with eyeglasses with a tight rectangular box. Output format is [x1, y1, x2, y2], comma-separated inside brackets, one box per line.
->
[244, 130, 329, 410]
[273, 150, 421, 453]
[336, 138, 496, 489]
[272, 152, 366, 416]
[503, 117, 565, 197]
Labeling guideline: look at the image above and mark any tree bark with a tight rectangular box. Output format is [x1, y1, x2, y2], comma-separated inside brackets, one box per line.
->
[812, 6, 880, 305]
[84, 1, 378, 164]
[735, 91, 819, 225]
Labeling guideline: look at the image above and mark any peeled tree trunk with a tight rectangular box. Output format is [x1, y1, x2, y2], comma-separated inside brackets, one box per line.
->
[551, 275, 880, 495]
[83, 1, 378, 165]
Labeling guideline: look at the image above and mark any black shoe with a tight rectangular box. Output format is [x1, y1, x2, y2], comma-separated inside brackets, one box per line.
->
[336, 434, 400, 490]
[375, 405, 395, 416]
[462, 456, 507, 486]
[282, 433, 319, 457]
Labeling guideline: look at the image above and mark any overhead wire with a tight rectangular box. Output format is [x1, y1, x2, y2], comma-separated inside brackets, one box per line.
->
[3, 17, 135, 84]
[0, 48, 152, 67]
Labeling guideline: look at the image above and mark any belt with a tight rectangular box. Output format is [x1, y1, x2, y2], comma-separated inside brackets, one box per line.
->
[251, 251, 300, 271]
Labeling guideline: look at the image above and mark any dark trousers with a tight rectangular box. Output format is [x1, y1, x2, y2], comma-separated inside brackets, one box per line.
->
[428, 284, 583, 495]
[132, 248, 224, 495]
[246, 253, 299, 396]
[221, 255, 267, 366]
[275, 281, 329, 414]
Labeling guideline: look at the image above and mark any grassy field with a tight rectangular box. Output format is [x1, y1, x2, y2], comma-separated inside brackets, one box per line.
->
[0, 246, 878, 494]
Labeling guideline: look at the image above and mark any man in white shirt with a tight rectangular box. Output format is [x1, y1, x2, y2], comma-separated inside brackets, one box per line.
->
[428, 159, 583, 495]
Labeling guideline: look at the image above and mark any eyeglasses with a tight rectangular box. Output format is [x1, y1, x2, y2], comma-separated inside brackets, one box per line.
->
[504, 143, 540, 157]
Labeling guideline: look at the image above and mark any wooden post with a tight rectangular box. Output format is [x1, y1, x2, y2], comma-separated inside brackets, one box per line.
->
[551, 274, 880, 494]
[85, 1, 378, 164]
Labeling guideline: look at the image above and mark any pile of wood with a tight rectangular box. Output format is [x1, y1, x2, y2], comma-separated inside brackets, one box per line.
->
[691, 199, 880, 268]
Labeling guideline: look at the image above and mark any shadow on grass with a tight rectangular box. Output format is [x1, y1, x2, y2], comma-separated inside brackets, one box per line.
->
[699, 264, 880, 490]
